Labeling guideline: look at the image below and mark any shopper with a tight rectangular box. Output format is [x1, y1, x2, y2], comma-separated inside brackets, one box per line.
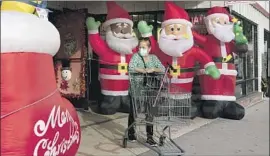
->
[261, 78, 268, 97]
[128, 37, 165, 146]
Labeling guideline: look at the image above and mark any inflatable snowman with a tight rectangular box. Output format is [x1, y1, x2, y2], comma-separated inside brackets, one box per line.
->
[1, 1, 81, 155]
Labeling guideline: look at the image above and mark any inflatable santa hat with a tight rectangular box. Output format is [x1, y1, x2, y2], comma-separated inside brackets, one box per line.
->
[102, 1, 133, 29]
[162, 1, 193, 28]
[206, 6, 232, 20]
[1, 1, 81, 156]
[205, 6, 233, 29]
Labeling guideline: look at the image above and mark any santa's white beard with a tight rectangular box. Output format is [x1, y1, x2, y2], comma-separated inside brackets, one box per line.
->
[105, 30, 138, 55]
[158, 28, 194, 57]
[208, 22, 235, 42]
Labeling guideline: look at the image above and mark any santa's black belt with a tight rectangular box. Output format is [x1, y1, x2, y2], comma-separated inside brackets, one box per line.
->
[213, 57, 234, 63]
[170, 68, 194, 73]
[100, 64, 128, 70]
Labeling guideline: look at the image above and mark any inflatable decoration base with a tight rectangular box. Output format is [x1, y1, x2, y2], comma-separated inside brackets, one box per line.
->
[1, 1, 81, 156]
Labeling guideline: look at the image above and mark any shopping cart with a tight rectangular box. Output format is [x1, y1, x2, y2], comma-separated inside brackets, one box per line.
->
[123, 66, 192, 156]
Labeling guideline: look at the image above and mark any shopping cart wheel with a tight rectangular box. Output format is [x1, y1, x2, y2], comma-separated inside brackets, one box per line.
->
[123, 138, 128, 148]
[159, 135, 166, 146]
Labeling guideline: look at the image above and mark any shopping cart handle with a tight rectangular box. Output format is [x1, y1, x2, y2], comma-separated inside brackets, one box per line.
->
[167, 62, 175, 70]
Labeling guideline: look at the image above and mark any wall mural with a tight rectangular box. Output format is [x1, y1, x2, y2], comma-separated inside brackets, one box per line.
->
[53, 9, 87, 98]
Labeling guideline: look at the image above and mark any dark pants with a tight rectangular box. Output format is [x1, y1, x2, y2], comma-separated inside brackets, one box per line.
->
[128, 94, 153, 137]
[99, 94, 130, 115]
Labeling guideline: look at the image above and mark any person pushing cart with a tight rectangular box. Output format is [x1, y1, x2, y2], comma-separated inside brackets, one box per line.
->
[124, 37, 192, 156]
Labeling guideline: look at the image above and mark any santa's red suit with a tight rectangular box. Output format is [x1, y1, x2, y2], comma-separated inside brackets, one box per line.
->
[153, 2, 217, 96]
[192, 7, 246, 120]
[88, 2, 156, 115]
[156, 47, 215, 93]
[194, 32, 237, 100]
[1, 4, 80, 156]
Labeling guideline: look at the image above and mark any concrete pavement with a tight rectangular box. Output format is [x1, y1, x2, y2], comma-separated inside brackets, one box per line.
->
[140, 98, 269, 156]
[76, 98, 268, 156]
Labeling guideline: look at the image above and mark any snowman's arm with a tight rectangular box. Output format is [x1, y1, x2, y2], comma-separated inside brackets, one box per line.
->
[88, 31, 110, 57]
[192, 30, 207, 47]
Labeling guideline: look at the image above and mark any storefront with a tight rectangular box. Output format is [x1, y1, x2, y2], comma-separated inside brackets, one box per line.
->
[47, 1, 269, 107]
[232, 11, 259, 98]
[263, 30, 270, 96]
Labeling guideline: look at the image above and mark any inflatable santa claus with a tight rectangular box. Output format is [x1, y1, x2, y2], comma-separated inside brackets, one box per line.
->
[1, 1, 80, 155]
[143, 2, 220, 101]
[192, 7, 248, 120]
[86, 1, 156, 115]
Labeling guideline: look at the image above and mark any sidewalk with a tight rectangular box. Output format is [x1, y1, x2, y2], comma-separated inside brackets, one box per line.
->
[140, 98, 269, 156]
[76, 95, 265, 156]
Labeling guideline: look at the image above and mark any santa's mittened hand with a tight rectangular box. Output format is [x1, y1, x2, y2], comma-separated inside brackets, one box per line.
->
[205, 65, 221, 80]
[86, 17, 101, 30]
[138, 21, 153, 37]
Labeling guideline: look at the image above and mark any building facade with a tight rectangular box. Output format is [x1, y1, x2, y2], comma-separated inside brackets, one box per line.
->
[47, 1, 269, 100]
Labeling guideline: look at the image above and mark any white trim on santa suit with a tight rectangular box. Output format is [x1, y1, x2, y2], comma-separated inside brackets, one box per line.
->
[99, 74, 129, 80]
[141, 32, 152, 38]
[197, 69, 237, 76]
[170, 57, 194, 84]
[120, 55, 127, 76]
[201, 95, 236, 101]
[171, 78, 194, 84]
[88, 30, 99, 34]
[101, 90, 129, 96]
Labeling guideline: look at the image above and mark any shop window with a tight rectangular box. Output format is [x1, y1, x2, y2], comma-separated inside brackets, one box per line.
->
[263, 30, 270, 79]
[233, 11, 259, 96]
[245, 23, 256, 79]
[246, 80, 255, 93]
[235, 55, 244, 80]
[235, 83, 244, 98]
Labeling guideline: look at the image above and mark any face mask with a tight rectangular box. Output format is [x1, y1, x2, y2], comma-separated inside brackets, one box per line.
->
[139, 48, 148, 57]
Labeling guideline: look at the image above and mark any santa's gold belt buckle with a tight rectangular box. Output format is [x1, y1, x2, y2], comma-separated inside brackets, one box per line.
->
[118, 63, 128, 74]
[222, 54, 233, 63]
[170, 65, 181, 77]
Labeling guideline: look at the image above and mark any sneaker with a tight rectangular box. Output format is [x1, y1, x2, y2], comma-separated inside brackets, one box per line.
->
[128, 135, 137, 142]
[146, 137, 158, 146]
